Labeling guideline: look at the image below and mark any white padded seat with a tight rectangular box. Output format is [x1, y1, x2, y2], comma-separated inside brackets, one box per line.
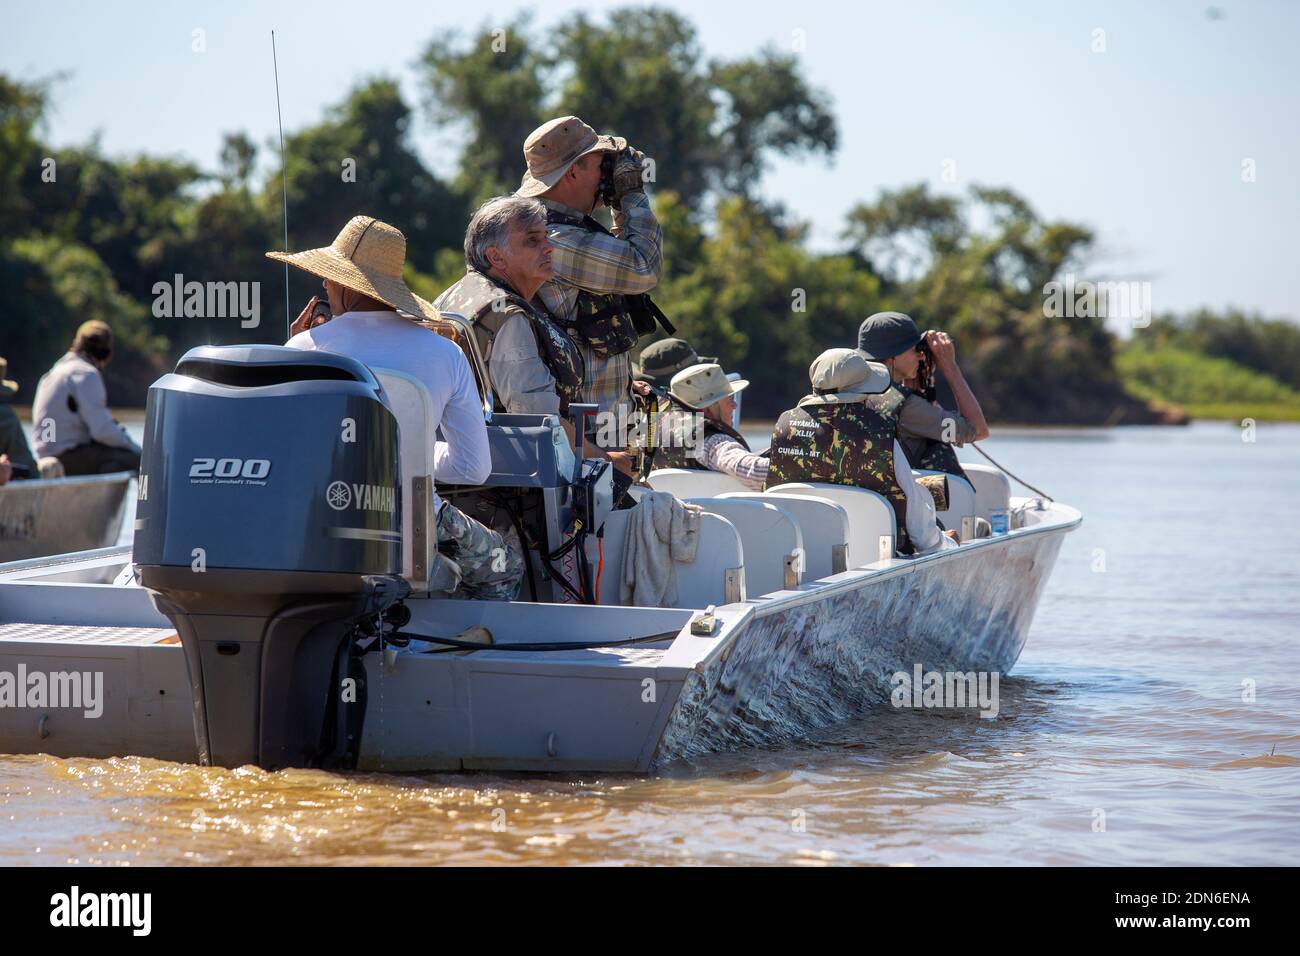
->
[372, 367, 458, 593]
[766, 482, 897, 567]
[592, 508, 745, 608]
[686, 498, 803, 597]
[646, 467, 750, 499]
[915, 469, 978, 531]
[960, 463, 1011, 520]
[718, 491, 850, 581]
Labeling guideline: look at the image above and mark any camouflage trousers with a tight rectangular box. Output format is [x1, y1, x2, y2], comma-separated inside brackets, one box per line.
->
[436, 502, 524, 602]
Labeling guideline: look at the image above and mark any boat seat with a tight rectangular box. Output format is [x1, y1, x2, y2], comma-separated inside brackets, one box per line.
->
[646, 467, 751, 499]
[685, 498, 802, 596]
[914, 469, 978, 532]
[766, 482, 897, 566]
[960, 463, 1011, 520]
[593, 507, 745, 607]
[717, 491, 850, 580]
[372, 367, 460, 595]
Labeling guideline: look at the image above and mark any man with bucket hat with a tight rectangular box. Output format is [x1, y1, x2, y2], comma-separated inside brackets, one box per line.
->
[518, 115, 665, 477]
[857, 311, 989, 479]
[765, 348, 956, 555]
[654, 362, 768, 491]
[274, 215, 523, 601]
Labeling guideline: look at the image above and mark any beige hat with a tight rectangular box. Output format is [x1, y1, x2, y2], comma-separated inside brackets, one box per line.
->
[669, 362, 749, 410]
[517, 115, 625, 198]
[804, 348, 891, 403]
[266, 216, 436, 321]
[0, 357, 17, 397]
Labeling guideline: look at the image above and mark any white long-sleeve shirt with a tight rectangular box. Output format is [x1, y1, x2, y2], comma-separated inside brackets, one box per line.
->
[287, 311, 492, 507]
[894, 439, 957, 555]
[31, 352, 141, 457]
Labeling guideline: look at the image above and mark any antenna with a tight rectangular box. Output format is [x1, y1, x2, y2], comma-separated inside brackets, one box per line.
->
[272, 30, 290, 340]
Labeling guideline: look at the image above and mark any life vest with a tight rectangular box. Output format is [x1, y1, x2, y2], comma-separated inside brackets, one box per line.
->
[435, 270, 584, 410]
[764, 388, 914, 554]
[543, 207, 672, 358]
[899, 385, 972, 481]
[653, 398, 751, 471]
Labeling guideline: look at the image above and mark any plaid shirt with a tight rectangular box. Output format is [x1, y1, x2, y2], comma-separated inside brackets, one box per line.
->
[537, 192, 663, 417]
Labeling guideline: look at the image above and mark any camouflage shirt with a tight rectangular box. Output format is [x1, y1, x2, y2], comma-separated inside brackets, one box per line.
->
[764, 388, 914, 553]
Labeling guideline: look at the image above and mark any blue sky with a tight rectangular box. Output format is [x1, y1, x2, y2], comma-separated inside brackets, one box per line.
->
[4, 0, 1298, 321]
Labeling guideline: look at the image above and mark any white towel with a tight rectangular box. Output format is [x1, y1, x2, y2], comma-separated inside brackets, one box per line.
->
[620, 491, 701, 607]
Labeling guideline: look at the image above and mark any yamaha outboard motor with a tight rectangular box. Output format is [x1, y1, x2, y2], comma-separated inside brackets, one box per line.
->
[133, 346, 408, 771]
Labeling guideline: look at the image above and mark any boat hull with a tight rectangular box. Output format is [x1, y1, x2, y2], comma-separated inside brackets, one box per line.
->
[0, 472, 131, 563]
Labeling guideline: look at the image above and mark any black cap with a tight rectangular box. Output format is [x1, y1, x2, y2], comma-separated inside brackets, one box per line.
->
[857, 312, 921, 360]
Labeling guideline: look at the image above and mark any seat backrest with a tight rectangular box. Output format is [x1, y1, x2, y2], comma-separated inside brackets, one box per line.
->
[718, 491, 849, 581]
[371, 367, 456, 592]
[767, 481, 897, 567]
[417, 311, 494, 414]
[593, 508, 745, 608]
[915, 469, 978, 531]
[686, 498, 803, 596]
[647, 467, 751, 498]
[960, 463, 1011, 520]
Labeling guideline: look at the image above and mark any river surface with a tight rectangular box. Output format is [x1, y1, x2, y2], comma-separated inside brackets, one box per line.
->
[2, 421, 1298, 865]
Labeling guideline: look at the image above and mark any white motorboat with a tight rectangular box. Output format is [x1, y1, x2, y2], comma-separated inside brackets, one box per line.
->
[0, 341, 1079, 773]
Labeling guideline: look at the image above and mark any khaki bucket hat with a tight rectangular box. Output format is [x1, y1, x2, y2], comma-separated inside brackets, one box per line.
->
[803, 348, 892, 404]
[669, 362, 749, 410]
[517, 115, 625, 198]
[266, 216, 436, 321]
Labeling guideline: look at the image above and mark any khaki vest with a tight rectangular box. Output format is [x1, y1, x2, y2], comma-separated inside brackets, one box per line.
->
[764, 388, 913, 553]
[435, 270, 584, 411]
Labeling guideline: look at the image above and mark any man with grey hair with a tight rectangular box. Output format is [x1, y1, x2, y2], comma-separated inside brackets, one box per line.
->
[435, 196, 585, 419]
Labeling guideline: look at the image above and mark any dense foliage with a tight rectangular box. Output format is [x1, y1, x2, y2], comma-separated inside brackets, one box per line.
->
[1, 9, 1294, 421]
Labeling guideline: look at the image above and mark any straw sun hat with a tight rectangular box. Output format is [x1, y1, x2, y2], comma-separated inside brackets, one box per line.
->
[266, 216, 437, 321]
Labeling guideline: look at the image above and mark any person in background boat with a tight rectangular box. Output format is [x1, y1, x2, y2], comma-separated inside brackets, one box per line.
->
[517, 115, 664, 488]
[0, 358, 39, 486]
[273, 215, 524, 602]
[654, 363, 768, 491]
[857, 312, 989, 480]
[434, 196, 584, 430]
[30, 322, 142, 476]
[765, 348, 958, 555]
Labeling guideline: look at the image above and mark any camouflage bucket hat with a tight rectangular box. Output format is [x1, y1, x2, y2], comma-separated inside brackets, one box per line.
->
[635, 338, 699, 383]
[517, 116, 626, 198]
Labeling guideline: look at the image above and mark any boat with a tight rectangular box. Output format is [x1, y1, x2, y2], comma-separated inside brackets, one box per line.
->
[0, 471, 132, 563]
[0, 339, 1080, 773]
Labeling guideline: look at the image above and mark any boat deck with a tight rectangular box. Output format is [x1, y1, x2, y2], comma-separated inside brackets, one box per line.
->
[0, 622, 176, 646]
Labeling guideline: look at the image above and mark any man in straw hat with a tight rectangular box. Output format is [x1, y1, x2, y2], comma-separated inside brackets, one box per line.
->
[31, 321, 142, 476]
[273, 215, 523, 601]
[518, 115, 663, 477]
[654, 362, 768, 491]
[765, 348, 957, 556]
[0, 357, 39, 485]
